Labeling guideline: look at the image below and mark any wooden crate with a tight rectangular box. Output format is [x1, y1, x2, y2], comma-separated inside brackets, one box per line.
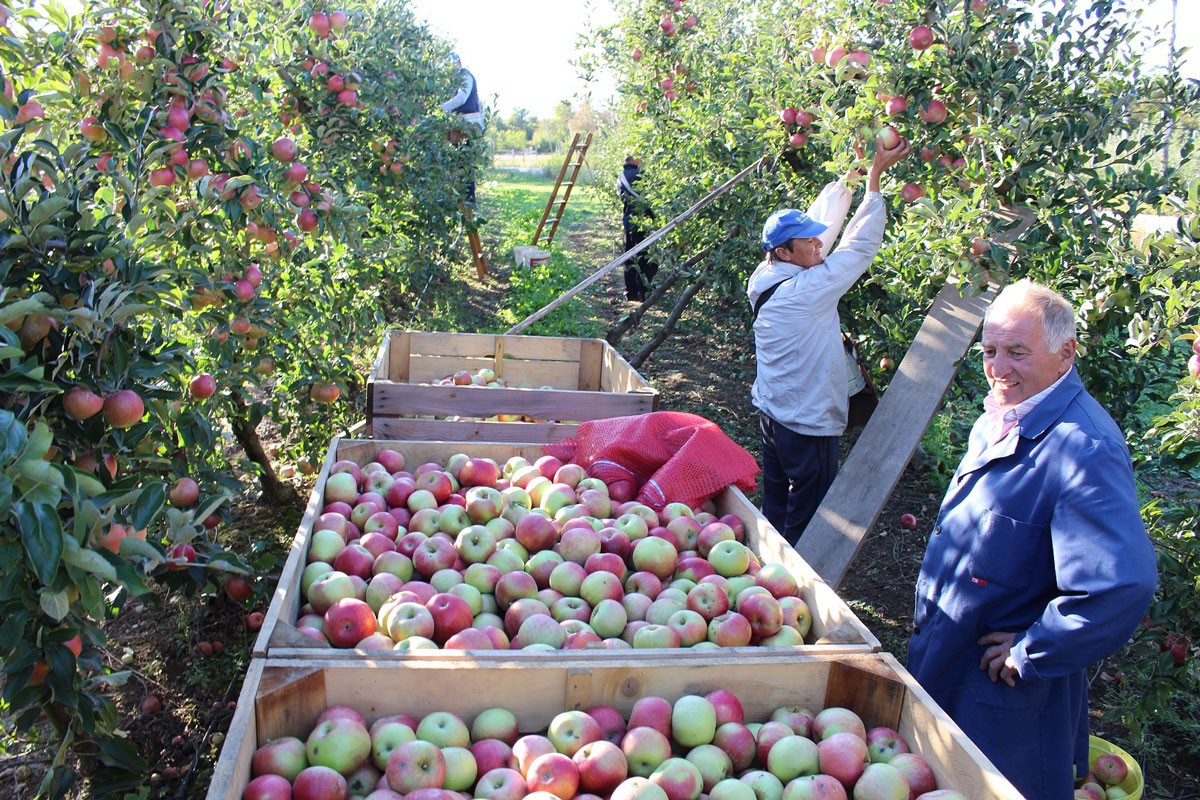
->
[253, 438, 880, 659]
[365, 331, 658, 443]
[207, 653, 1024, 800]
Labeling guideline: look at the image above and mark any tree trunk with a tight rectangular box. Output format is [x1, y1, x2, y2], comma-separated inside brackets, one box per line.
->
[606, 271, 680, 346]
[631, 277, 707, 369]
[230, 400, 298, 507]
[606, 245, 715, 346]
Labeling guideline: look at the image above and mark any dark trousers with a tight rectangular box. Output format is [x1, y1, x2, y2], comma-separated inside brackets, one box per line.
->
[622, 224, 657, 301]
[759, 413, 839, 545]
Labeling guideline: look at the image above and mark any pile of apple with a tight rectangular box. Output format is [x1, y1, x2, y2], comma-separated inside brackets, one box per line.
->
[298, 449, 816, 651]
[1075, 750, 1134, 800]
[243, 691, 965, 800]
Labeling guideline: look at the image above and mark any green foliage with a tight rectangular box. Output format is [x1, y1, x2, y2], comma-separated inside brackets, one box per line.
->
[588, 1, 1200, 791]
[0, 0, 478, 793]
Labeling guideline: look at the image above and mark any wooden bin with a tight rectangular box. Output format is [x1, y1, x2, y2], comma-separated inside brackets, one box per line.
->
[365, 330, 659, 443]
[254, 438, 880, 660]
[207, 653, 1024, 799]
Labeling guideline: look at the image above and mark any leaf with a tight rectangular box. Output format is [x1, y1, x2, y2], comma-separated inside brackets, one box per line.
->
[0, 409, 26, 462]
[62, 545, 118, 583]
[118, 537, 163, 568]
[14, 502, 63, 585]
[27, 196, 71, 229]
[38, 588, 70, 622]
[129, 483, 165, 531]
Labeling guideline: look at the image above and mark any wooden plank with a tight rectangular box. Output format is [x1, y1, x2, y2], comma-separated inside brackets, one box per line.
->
[578, 339, 603, 391]
[208, 655, 1023, 800]
[204, 658, 265, 800]
[252, 437, 341, 657]
[255, 664, 327, 745]
[392, 331, 411, 381]
[369, 383, 656, 421]
[370, 417, 580, 444]
[796, 281, 995, 588]
[825, 659, 905, 731]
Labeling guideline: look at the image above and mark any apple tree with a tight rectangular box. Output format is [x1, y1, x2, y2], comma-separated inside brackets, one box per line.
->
[0, 0, 475, 793]
[586, 0, 1200, 772]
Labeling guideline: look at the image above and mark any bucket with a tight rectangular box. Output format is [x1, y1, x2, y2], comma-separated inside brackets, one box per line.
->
[1086, 735, 1144, 800]
[527, 249, 551, 268]
[512, 245, 536, 267]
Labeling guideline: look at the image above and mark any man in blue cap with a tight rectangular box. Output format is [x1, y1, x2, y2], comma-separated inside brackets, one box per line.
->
[747, 133, 910, 544]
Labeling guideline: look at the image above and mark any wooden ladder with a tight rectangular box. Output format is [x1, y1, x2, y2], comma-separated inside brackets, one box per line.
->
[461, 203, 488, 278]
[531, 131, 592, 248]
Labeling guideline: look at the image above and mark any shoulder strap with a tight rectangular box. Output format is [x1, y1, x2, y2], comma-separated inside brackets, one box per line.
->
[618, 172, 639, 197]
[752, 279, 787, 321]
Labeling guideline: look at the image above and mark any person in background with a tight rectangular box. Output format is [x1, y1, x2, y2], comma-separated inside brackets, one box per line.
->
[747, 134, 909, 544]
[907, 279, 1157, 799]
[441, 52, 484, 205]
[618, 155, 657, 302]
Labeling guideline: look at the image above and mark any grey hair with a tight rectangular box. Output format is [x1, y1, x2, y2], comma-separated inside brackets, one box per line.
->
[986, 278, 1077, 353]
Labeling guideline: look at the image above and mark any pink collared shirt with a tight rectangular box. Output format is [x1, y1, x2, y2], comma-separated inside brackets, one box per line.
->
[982, 368, 1074, 444]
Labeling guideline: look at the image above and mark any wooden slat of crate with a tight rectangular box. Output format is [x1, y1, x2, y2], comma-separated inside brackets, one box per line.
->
[369, 417, 581, 444]
[207, 654, 1024, 800]
[366, 331, 658, 440]
[254, 438, 879, 659]
[369, 383, 656, 421]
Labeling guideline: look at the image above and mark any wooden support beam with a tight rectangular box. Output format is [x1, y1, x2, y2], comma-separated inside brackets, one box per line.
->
[796, 280, 996, 588]
[506, 157, 766, 335]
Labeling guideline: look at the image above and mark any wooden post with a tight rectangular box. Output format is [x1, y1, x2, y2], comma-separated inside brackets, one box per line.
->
[796, 281, 995, 588]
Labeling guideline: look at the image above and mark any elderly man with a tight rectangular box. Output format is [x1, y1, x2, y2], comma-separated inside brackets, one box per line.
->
[907, 279, 1157, 799]
[747, 134, 909, 544]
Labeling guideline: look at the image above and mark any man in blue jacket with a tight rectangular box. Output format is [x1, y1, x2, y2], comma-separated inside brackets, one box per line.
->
[907, 279, 1157, 799]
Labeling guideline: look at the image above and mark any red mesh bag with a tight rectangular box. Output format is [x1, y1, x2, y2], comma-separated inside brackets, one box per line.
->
[542, 411, 759, 510]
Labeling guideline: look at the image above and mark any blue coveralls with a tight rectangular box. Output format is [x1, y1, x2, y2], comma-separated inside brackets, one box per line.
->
[908, 368, 1157, 799]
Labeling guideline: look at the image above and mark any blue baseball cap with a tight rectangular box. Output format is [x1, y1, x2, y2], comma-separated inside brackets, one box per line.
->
[761, 209, 828, 250]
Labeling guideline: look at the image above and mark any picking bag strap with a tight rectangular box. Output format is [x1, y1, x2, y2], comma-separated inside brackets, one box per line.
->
[751, 279, 787, 321]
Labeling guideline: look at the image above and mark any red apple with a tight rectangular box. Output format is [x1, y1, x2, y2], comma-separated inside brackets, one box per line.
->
[909, 26, 934, 50]
[103, 390, 144, 428]
[64, 386, 104, 420]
